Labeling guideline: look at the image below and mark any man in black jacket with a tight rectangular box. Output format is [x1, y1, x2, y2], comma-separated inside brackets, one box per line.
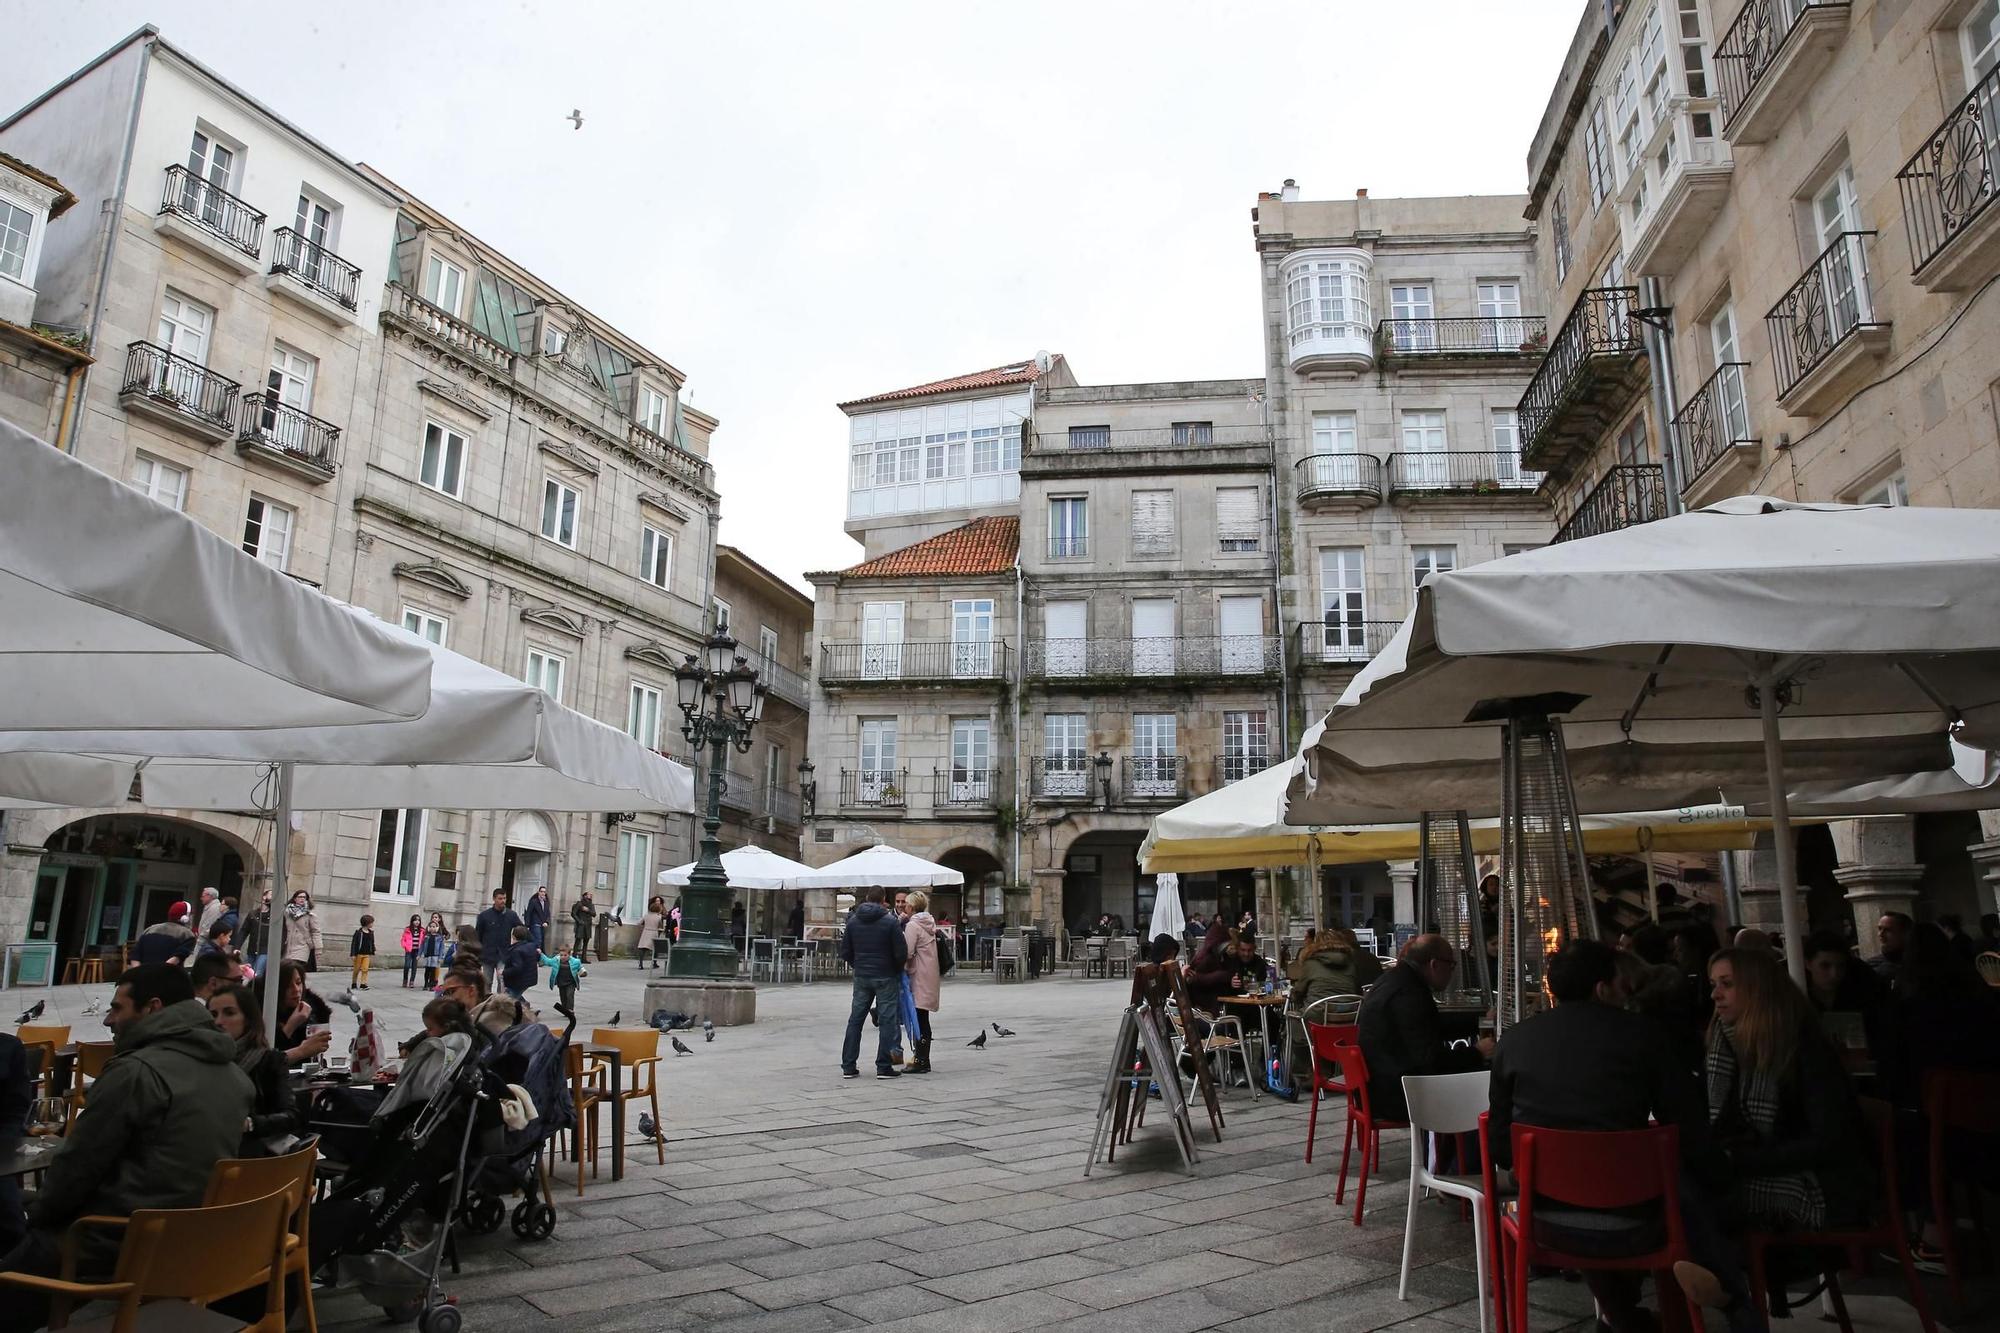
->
[838, 887, 908, 1080]
[475, 891, 522, 991]
[1357, 934, 1489, 1121]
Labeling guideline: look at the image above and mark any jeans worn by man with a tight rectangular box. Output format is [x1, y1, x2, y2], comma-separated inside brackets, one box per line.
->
[838, 890, 909, 1079]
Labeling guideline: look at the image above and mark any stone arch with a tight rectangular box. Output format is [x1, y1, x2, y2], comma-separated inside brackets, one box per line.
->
[936, 844, 1004, 924]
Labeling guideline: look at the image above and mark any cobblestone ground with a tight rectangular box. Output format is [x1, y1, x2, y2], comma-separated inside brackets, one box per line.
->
[23, 966, 1972, 1331]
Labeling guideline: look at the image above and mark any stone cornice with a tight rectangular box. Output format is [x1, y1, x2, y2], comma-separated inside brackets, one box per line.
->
[521, 605, 588, 638]
[537, 436, 601, 477]
[416, 377, 491, 421]
[391, 558, 473, 600]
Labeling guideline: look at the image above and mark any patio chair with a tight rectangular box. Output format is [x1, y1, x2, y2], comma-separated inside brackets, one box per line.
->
[1301, 1020, 1359, 1164]
[1924, 1066, 2000, 1303]
[590, 1028, 665, 1168]
[1399, 1072, 1493, 1333]
[1324, 1042, 1405, 1225]
[1106, 938, 1133, 978]
[555, 1040, 607, 1194]
[1083, 937, 1107, 978]
[994, 936, 1023, 982]
[1188, 1005, 1259, 1102]
[65, 1041, 114, 1132]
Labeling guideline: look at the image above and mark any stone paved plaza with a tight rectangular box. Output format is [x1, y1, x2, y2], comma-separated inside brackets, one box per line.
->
[20, 967, 1971, 1331]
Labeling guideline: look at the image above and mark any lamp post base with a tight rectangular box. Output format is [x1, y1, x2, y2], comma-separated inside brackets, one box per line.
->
[642, 977, 758, 1027]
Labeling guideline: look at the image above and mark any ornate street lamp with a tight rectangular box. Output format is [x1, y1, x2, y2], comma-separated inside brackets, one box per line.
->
[668, 629, 765, 979]
[797, 756, 816, 818]
[1094, 750, 1113, 810]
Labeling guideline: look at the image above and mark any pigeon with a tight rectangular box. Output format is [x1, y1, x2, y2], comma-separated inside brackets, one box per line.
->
[703, 1018, 715, 1043]
[336, 991, 363, 1015]
[17, 1000, 44, 1024]
[966, 1030, 987, 1049]
[608, 1010, 621, 1026]
[636, 1111, 665, 1144]
[567, 108, 584, 130]
[993, 1023, 1016, 1038]
[671, 1035, 693, 1056]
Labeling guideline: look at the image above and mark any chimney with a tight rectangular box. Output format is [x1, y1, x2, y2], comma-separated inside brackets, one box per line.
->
[1356, 188, 1368, 200]
[1280, 178, 1299, 203]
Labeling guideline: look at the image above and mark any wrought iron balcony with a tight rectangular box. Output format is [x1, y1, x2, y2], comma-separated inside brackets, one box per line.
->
[1552, 464, 1667, 544]
[1035, 424, 1268, 451]
[817, 640, 1010, 685]
[932, 768, 1002, 807]
[382, 283, 516, 373]
[753, 654, 811, 709]
[269, 228, 361, 310]
[1026, 635, 1281, 680]
[1671, 362, 1757, 492]
[1215, 753, 1281, 788]
[1765, 231, 1889, 411]
[1293, 619, 1401, 667]
[1031, 755, 1095, 802]
[119, 341, 240, 438]
[1715, 0, 1850, 145]
[157, 165, 265, 259]
[237, 394, 340, 480]
[1377, 316, 1547, 358]
[765, 785, 803, 827]
[1296, 453, 1384, 506]
[1123, 755, 1187, 802]
[1385, 452, 1540, 496]
[1047, 534, 1089, 560]
[839, 768, 908, 809]
[1897, 63, 2000, 289]
[1517, 287, 1645, 471]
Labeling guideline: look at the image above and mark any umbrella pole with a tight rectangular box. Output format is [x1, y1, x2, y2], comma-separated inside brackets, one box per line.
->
[263, 761, 295, 1051]
[1756, 681, 1809, 987]
[1308, 839, 1323, 935]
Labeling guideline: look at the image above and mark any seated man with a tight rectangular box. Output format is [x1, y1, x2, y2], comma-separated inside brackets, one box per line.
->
[1357, 933, 1489, 1122]
[189, 951, 239, 1001]
[0, 964, 253, 1329]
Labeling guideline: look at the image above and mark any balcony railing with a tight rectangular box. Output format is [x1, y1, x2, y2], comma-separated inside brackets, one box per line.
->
[270, 228, 361, 310]
[158, 165, 264, 258]
[120, 341, 239, 434]
[1035, 424, 1268, 451]
[1671, 362, 1755, 490]
[1026, 635, 1281, 679]
[1377, 316, 1547, 357]
[382, 283, 515, 373]
[628, 421, 716, 491]
[1123, 755, 1187, 802]
[753, 654, 811, 709]
[932, 768, 1002, 807]
[1047, 535, 1089, 560]
[1032, 754, 1095, 801]
[1294, 619, 1401, 666]
[1715, 0, 1849, 136]
[1385, 452, 1540, 495]
[1553, 464, 1668, 544]
[1896, 63, 2000, 280]
[1216, 753, 1281, 787]
[1765, 231, 1881, 400]
[766, 785, 803, 827]
[818, 640, 1010, 684]
[839, 769, 908, 809]
[1296, 453, 1384, 504]
[238, 394, 340, 477]
[1517, 287, 1644, 461]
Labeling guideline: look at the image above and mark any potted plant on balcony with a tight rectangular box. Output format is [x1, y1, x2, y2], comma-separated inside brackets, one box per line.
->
[1518, 329, 1549, 354]
[879, 780, 903, 805]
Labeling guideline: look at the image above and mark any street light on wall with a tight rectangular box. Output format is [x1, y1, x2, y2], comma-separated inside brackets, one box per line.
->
[797, 757, 816, 818]
[1095, 750, 1113, 810]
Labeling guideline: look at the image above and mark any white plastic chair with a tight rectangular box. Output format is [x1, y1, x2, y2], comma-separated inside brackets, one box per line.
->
[1399, 1070, 1494, 1333]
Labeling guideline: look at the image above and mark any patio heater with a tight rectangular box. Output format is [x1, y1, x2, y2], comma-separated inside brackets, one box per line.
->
[1416, 809, 1490, 1007]
[1469, 694, 1599, 1034]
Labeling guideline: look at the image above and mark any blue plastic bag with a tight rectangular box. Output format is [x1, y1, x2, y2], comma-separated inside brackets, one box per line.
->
[898, 973, 921, 1039]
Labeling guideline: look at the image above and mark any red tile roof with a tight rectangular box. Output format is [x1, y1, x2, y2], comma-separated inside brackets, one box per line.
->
[838, 356, 1059, 410]
[826, 516, 1019, 580]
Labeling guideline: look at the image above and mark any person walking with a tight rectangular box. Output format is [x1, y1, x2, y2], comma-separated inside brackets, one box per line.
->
[474, 891, 521, 991]
[279, 891, 320, 973]
[524, 886, 552, 951]
[838, 887, 908, 1080]
[903, 891, 942, 1074]
[420, 911, 449, 987]
[500, 926, 539, 1002]
[539, 943, 585, 1021]
[399, 914, 424, 988]
[638, 896, 671, 970]
[241, 891, 273, 978]
[193, 887, 223, 952]
[348, 914, 376, 989]
[570, 891, 597, 962]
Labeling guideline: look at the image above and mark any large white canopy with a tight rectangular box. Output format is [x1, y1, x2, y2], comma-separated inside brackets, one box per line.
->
[659, 845, 816, 891]
[793, 844, 965, 889]
[1, 422, 433, 731]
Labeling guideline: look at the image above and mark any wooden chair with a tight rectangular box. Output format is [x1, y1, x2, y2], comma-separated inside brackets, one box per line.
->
[66, 1041, 115, 1132]
[16, 1026, 65, 1102]
[19, 1022, 72, 1050]
[205, 1142, 322, 1333]
[589, 1028, 664, 1167]
[8, 1188, 293, 1331]
[557, 1040, 607, 1194]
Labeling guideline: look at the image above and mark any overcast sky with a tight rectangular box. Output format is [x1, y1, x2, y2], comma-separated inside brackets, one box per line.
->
[5, 1, 1582, 590]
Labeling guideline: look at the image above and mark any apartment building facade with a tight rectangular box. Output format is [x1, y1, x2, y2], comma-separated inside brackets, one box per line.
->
[705, 545, 812, 867]
[0, 29, 731, 962]
[1518, 0, 2000, 935]
[0, 153, 90, 440]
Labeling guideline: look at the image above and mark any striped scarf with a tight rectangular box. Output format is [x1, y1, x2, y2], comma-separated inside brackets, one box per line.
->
[1705, 1022, 1825, 1229]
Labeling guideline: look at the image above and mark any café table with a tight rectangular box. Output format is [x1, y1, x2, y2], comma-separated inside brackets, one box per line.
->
[0, 1136, 60, 1179]
[1215, 990, 1289, 1078]
[582, 1041, 627, 1182]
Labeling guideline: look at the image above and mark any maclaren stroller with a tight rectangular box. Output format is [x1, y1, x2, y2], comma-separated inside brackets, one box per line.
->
[308, 1020, 574, 1331]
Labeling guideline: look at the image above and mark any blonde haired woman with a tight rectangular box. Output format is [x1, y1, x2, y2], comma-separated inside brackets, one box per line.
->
[903, 890, 941, 1073]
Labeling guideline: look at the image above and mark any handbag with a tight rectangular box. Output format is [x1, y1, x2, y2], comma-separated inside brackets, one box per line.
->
[937, 934, 955, 975]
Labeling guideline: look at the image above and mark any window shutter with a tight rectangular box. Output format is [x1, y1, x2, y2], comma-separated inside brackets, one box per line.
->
[1131, 490, 1174, 555]
[1216, 488, 1260, 551]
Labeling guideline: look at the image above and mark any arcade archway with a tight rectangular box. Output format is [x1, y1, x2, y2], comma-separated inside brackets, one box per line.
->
[32, 813, 261, 970]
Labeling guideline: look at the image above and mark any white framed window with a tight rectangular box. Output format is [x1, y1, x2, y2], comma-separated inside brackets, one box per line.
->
[1043, 600, 1086, 677]
[525, 647, 565, 702]
[951, 598, 995, 676]
[1170, 421, 1213, 445]
[295, 193, 335, 249]
[1584, 99, 1613, 209]
[858, 718, 899, 801]
[617, 830, 653, 920]
[1131, 489, 1175, 556]
[1216, 487, 1261, 552]
[266, 343, 315, 412]
[128, 454, 188, 510]
[1491, 408, 1522, 481]
[241, 496, 293, 571]
[1318, 548, 1368, 660]
[1050, 496, 1088, 558]
[1284, 251, 1373, 347]
[1221, 710, 1270, 784]
[1810, 161, 1872, 326]
[371, 808, 427, 899]
[1478, 280, 1524, 347]
[640, 525, 672, 588]
[401, 607, 448, 646]
[540, 476, 580, 548]
[627, 682, 662, 749]
[1219, 594, 1263, 672]
[1304, 411, 1366, 490]
[1401, 409, 1450, 488]
[897, 444, 921, 484]
[1413, 544, 1456, 589]
[1967, 0, 2000, 85]
[1311, 411, 1358, 455]
[156, 290, 212, 363]
[1551, 189, 1572, 282]
[540, 321, 569, 359]
[861, 600, 904, 678]
[1707, 302, 1751, 443]
[0, 199, 32, 281]
[712, 596, 732, 633]
[924, 435, 946, 479]
[949, 719, 992, 800]
[640, 386, 670, 435]
[1042, 713, 1089, 796]
[418, 420, 467, 498]
[1132, 597, 1176, 675]
[1859, 474, 1909, 506]
[187, 128, 237, 191]
[423, 253, 465, 315]
[758, 625, 780, 665]
[1131, 713, 1179, 797]
[1616, 415, 1650, 466]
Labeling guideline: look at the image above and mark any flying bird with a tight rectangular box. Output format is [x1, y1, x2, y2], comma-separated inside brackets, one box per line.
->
[17, 1000, 44, 1024]
[966, 1030, 987, 1049]
[993, 1023, 1016, 1037]
[671, 1035, 693, 1056]
[567, 108, 584, 130]
[703, 1018, 715, 1043]
[608, 1010, 621, 1026]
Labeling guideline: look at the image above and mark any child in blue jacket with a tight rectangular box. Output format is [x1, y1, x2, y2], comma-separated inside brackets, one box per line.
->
[538, 943, 587, 1019]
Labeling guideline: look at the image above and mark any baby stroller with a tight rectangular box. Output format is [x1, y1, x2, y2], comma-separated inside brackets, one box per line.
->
[456, 1017, 572, 1245]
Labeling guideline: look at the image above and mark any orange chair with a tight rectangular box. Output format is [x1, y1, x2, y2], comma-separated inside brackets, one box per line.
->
[206, 1142, 322, 1333]
[589, 1027, 664, 1168]
[18, 1022, 71, 1050]
[1326, 1041, 1406, 1226]
[65, 1041, 115, 1131]
[1301, 1020, 1359, 1164]
[1924, 1067, 2000, 1303]
[556, 1040, 607, 1194]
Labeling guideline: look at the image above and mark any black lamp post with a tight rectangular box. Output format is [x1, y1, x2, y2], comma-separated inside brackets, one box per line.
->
[668, 629, 767, 979]
[797, 757, 816, 818]
[1094, 750, 1113, 809]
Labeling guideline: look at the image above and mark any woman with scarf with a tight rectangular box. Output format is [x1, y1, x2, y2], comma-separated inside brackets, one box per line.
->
[205, 982, 300, 1154]
[279, 889, 321, 971]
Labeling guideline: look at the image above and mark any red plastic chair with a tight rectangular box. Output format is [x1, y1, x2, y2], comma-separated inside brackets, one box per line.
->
[1477, 1114, 1510, 1333]
[1924, 1067, 2000, 1304]
[1745, 1097, 1937, 1333]
[1325, 1041, 1406, 1226]
[1501, 1123, 1703, 1333]
[1302, 1021, 1359, 1164]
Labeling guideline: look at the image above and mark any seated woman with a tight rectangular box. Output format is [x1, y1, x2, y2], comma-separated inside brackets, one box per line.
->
[1182, 920, 1238, 1013]
[206, 982, 301, 1155]
[259, 959, 332, 1066]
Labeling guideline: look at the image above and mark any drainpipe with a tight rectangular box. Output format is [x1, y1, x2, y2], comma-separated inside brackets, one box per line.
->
[1013, 556, 1025, 900]
[1639, 277, 1686, 515]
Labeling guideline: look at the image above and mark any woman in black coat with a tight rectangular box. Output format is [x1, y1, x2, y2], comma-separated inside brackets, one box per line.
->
[206, 982, 301, 1154]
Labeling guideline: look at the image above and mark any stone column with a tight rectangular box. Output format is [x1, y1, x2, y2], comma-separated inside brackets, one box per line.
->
[1830, 816, 1924, 950]
[1389, 860, 1419, 931]
[1967, 809, 2000, 916]
[1732, 834, 1788, 934]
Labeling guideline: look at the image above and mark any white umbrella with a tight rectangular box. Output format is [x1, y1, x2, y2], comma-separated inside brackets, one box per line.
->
[659, 845, 815, 891]
[794, 844, 965, 889]
[1146, 872, 1186, 943]
[1, 421, 432, 730]
[1289, 497, 2000, 981]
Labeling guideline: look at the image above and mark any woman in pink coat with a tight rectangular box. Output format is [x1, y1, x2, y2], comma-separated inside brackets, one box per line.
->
[903, 891, 941, 1074]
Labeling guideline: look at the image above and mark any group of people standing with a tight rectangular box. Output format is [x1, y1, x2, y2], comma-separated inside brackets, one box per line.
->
[129, 886, 323, 983]
[839, 887, 947, 1078]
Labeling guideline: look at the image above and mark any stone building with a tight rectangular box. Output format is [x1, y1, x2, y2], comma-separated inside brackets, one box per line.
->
[0, 28, 733, 962]
[0, 152, 89, 441]
[1518, 0, 2000, 936]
